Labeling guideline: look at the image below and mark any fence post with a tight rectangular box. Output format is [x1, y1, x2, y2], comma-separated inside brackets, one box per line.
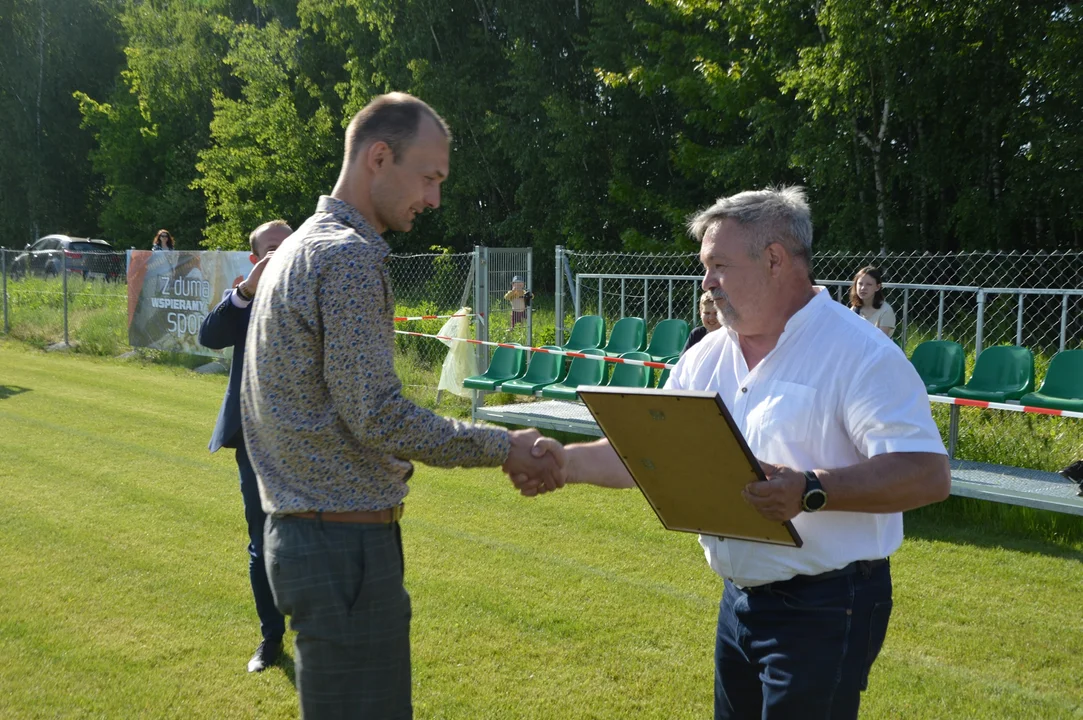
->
[473, 246, 485, 373]
[642, 278, 648, 323]
[620, 278, 626, 318]
[62, 249, 69, 346]
[937, 290, 945, 340]
[901, 288, 909, 351]
[1061, 290, 1070, 348]
[554, 246, 564, 345]
[596, 277, 601, 317]
[526, 248, 533, 349]
[1015, 293, 1024, 347]
[667, 279, 673, 319]
[948, 405, 960, 459]
[975, 290, 985, 357]
[2, 250, 8, 334]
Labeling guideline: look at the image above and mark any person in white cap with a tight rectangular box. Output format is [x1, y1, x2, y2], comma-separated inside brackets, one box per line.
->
[504, 275, 530, 329]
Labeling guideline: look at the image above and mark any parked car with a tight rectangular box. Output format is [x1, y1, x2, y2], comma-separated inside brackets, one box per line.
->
[11, 235, 125, 281]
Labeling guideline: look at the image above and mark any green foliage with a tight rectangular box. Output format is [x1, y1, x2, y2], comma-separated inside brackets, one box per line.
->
[194, 18, 340, 249]
[0, 0, 123, 248]
[5, 0, 1083, 259]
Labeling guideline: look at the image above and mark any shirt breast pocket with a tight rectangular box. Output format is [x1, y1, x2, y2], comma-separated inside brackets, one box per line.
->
[759, 381, 817, 444]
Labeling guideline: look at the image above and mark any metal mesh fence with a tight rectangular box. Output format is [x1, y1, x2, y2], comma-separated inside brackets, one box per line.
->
[481, 247, 533, 349]
[0, 245, 478, 410]
[1, 247, 129, 354]
[812, 250, 1083, 289]
[555, 250, 703, 344]
[386, 251, 477, 413]
[558, 249, 1083, 357]
[554, 248, 1083, 471]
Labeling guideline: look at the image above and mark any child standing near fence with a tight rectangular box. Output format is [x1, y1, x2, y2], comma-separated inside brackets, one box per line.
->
[504, 275, 530, 329]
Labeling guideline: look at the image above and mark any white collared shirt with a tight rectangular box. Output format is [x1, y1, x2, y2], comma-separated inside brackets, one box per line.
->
[667, 288, 946, 587]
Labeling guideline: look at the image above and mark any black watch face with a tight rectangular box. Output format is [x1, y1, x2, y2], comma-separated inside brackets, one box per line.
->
[804, 489, 827, 511]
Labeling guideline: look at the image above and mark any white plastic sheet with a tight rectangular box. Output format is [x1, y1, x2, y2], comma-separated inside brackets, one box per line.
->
[436, 306, 479, 398]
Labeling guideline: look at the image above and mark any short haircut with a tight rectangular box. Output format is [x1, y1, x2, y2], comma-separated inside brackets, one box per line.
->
[849, 266, 886, 309]
[699, 290, 715, 312]
[344, 92, 450, 165]
[249, 219, 291, 254]
[687, 186, 813, 265]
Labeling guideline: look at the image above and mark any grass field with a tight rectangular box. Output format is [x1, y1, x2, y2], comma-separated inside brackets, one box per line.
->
[1, 340, 1082, 718]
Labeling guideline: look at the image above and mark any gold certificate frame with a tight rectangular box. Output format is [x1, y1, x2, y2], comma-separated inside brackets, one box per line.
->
[577, 386, 802, 547]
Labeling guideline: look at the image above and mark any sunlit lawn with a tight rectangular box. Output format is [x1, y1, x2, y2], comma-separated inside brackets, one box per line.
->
[0, 340, 1081, 718]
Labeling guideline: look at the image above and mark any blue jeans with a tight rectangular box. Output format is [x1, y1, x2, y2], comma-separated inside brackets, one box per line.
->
[715, 560, 893, 720]
[236, 440, 286, 643]
[265, 514, 412, 719]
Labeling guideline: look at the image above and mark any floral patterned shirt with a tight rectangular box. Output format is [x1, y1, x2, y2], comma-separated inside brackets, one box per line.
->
[241, 196, 511, 514]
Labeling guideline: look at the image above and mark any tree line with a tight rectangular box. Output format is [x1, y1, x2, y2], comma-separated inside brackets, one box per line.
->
[1, 0, 1079, 260]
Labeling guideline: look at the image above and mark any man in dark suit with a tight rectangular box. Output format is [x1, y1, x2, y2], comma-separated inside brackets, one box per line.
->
[199, 220, 292, 672]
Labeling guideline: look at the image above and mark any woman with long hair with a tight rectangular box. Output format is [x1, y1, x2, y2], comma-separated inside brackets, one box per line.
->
[151, 229, 175, 251]
[849, 266, 896, 338]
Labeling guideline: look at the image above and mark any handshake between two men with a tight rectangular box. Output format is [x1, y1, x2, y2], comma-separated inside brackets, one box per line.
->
[497, 428, 914, 526]
[500, 429, 572, 498]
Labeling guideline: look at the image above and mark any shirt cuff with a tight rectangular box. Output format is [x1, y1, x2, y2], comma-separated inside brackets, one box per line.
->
[484, 426, 513, 465]
[230, 288, 252, 308]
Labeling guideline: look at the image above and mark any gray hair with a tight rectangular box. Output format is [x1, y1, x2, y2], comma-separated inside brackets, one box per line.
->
[687, 186, 812, 263]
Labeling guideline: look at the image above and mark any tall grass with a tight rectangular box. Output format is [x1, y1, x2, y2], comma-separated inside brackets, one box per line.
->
[3, 275, 127, 353]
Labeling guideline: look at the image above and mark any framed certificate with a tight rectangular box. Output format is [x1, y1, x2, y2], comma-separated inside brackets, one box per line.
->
[577, 386, 802, 547]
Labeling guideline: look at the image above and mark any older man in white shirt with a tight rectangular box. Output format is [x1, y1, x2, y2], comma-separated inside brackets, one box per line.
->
[517, 187, 951, 719]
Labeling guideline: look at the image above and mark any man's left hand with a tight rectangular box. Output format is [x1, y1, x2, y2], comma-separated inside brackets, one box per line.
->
[743, 461, 806, 522]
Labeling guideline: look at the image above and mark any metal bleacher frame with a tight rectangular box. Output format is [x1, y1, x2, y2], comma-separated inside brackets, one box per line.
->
[470, 260, 1083, 516]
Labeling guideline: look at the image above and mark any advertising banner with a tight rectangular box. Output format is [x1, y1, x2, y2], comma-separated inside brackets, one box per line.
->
[127, 250, 254, 356]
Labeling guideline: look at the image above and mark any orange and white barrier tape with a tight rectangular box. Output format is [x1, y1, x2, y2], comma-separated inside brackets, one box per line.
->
[928, 394, 1083, 419]
[393, 312, 483, 322]
[393, 330, 676, 370]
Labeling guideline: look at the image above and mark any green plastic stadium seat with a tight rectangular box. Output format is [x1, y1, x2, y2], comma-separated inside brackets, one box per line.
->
[560, 315, 605, 352]
[947, 345, 1035, 403]
[500, 346, 566, 396]
[463, 345, 526, 391]
[909, 340, 966, 394]
[644, 319, 690, 362]
[1019, 349, 1083, 412]
[602, 317, 647, 357]
[654, 355, 680, 389]
[541, 349, 608, 400]
[607, 351, 652, 390]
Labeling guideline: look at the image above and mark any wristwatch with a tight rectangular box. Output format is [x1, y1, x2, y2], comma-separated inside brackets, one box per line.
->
[236, 282, 254, 302]
[801, 470, 828, 512]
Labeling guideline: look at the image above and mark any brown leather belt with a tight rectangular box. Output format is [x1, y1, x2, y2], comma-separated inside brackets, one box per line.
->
[289, 504, 404, 524]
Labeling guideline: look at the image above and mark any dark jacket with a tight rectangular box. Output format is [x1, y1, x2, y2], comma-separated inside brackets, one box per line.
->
[199, 290, 250, 452]
[681, 325, 710, 356]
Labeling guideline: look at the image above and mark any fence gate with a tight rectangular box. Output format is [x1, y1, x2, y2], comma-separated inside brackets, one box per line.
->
[475, 247, 533, 369]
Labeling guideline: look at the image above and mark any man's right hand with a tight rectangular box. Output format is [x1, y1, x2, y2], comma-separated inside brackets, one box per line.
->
[503, 430, 566, 497]
[241, 250, 276, 296]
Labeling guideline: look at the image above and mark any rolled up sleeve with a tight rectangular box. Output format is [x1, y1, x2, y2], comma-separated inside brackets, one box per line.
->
[843, 348, 947, 458]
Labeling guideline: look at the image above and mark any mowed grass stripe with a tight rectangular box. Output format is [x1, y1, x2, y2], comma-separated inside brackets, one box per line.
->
[1, 341, 1082, 718]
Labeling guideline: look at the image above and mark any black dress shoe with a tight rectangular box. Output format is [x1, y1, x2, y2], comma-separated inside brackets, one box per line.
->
[1058, 459, 1083, 484]
[247, 639, 282, 673]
